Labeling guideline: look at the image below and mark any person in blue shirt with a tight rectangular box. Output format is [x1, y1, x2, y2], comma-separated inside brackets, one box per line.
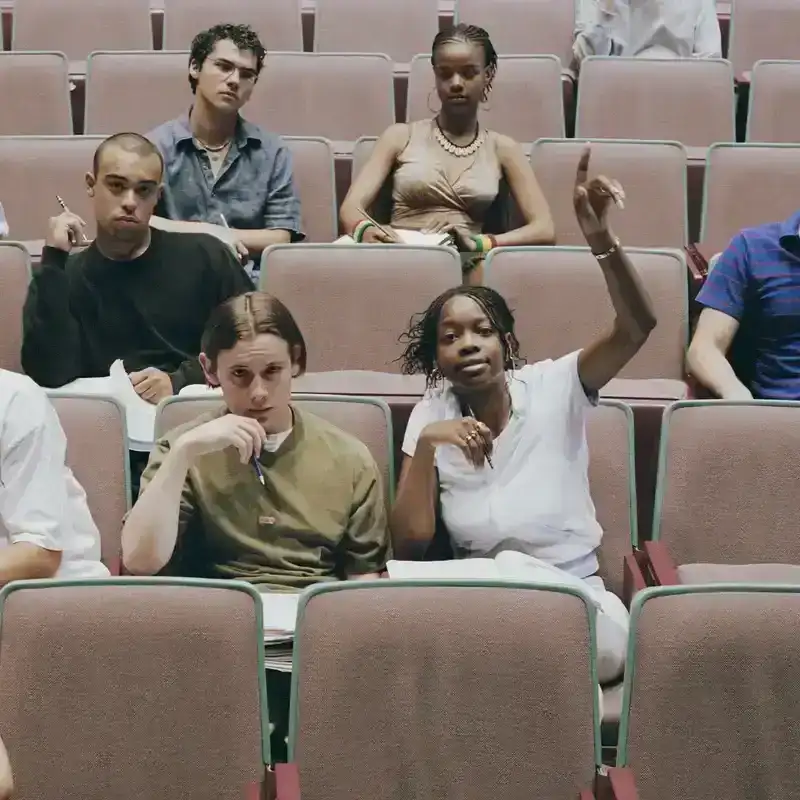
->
[147, 23, 304, 262]
[687, 212, 800, 400]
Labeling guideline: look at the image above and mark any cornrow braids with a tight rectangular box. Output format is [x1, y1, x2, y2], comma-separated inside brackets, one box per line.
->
[431, 23, 499, 92]
[397, 286, 522, 389]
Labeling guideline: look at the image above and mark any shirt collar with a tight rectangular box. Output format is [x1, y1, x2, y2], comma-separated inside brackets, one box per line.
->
[172, 111, 265, 149]
[778, 210, 800, 248]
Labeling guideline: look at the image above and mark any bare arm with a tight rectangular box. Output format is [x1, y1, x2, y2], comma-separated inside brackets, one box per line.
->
[0, 733, 12, 800]
[0, 543, 61, 583]
[687, 308, 751, 398]
[340, 123, 409, 234]
[389, 449, 438, 560]
[571, 148, 657, 391]
[121, 442, 191, 575]
[494, 135, 556, 245]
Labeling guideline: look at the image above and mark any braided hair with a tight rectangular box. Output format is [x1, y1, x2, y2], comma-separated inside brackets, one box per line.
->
[431, 24, 498, 100]
[397, 286, 522, 389]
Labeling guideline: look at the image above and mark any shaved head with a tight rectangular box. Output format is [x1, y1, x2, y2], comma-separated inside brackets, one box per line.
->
[92, 132, 164, 178]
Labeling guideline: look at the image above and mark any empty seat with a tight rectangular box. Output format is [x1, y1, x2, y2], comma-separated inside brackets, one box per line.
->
[0, 136, 103, 241]
[407, 54, 565, 142]
[259, 243, 462, 372]
[746, 60, 800, 143]
[586, 401, 637, 599]
[618, 585, 800, 799]
[247, 53, 395, 153]
[289, 582, 599, 799]
[162, 0, 302, 51]
[85, 51, 191, 135]
[11, 0, 152, 70]
[314, 0, 436, 65]
[485, 247, 687, 379]
[157, 394, 395, 504]
[0, 579, 268, 799]
[284, 137, 337, 242]
[531, 139, 687, 248]
[48, 394, 129, 574]
[0, 243, 31, 374]
[700, 143, 800, 253]
[0, 52, 72, 135]
[576, 57, 735, 147]
[728, 0, 800, 77]
[650, 401, 800, 576]
[454, 0, 574, 75]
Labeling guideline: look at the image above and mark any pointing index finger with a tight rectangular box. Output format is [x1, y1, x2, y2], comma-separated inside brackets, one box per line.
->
[576, 145, 591, 186]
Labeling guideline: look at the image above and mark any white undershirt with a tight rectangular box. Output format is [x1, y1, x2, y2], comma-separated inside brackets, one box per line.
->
[402, 351, 603, 578]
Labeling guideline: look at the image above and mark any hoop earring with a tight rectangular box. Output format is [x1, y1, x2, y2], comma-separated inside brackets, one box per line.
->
[431, 367, 442, 386]
[481, 84, 493, 110]
[427, 89, 441, 116]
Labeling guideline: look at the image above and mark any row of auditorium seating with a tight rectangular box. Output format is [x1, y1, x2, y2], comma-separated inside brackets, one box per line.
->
[7, 51, 800, 146]
[1, 0, 773, 74]
[1, 133, 797, 249]
[6, 573, 792, 798]
[44, 390, 800, 606]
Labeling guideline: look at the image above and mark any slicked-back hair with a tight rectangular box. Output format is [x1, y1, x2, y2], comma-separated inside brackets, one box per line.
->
[201, 291, 307, 373]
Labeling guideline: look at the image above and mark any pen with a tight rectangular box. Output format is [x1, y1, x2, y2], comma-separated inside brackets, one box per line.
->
[252, 455, 266, 486]
[55, 195, 90, 244]
[219, 213, 229, 228]
[465, 404, 494, 470]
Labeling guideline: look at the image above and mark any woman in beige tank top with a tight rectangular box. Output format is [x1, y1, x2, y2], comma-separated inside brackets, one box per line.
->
[340, 24, 555, 285]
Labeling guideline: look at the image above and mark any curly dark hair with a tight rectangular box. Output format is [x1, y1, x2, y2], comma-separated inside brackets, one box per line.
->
[431, 23, 499, 99]
[188, 23, 267, 93]
[397, 286, 522, 389]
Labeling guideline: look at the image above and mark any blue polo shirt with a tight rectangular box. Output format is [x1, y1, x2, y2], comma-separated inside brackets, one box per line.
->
[147, 113, 304, 241]
[697, 211, 800, 399]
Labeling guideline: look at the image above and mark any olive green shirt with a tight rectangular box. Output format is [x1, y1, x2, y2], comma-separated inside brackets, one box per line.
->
[139, 406, 390, 589]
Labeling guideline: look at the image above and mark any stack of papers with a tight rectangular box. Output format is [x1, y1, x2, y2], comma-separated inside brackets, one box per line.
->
[261, 591, 301, 672]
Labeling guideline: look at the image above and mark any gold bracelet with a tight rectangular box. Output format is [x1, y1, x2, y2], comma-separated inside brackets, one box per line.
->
[593, 237, 621, 261]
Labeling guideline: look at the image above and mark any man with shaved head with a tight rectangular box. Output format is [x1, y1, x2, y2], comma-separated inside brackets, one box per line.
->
[22, 132, 253, 400]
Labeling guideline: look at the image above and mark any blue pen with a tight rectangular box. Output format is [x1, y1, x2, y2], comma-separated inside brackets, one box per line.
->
[252, 455, 266, 486]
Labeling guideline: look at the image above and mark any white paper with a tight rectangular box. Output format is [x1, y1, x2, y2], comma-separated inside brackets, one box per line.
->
[48, 359, 157, 451]
[334, 229, 453, 247]
[178, 384, 223, 398]
[387, 552, 601, 609]
[261, 592, 301, 636]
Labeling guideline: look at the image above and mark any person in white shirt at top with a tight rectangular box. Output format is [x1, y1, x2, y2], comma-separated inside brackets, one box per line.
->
[391, 148, 656, 683]
[0, 202, 8, 239]
[573, 0, 722, 67]
[0, 370, 109, 581]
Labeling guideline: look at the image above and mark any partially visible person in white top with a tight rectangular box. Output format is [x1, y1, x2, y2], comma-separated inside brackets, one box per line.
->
[0, 370, 109, 580]
[0, 733, 11, 800]
[0, 202, 8, 239]
[573, 0, 721, 67]
[391, 147, 656, 683]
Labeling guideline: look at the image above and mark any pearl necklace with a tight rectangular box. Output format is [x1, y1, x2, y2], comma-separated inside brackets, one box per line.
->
[433, 119, 486, 158]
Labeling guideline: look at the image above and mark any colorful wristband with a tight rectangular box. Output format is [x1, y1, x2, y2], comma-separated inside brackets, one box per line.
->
[470, 234, 495, 253]
[352, 220, 374, 243]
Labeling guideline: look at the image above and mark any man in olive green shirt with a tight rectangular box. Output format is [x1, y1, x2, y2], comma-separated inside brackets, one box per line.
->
[135, 405, 390, 587]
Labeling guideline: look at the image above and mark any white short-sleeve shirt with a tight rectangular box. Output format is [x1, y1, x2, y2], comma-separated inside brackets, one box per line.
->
[0, 371, 109, 579]
[402, 351, 603, 578]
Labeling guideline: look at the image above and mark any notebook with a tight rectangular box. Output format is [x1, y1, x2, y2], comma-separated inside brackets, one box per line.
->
[48, 359, 157, 451]
[387, 551, 602, 609]
[261, 591, 301, 672]
[334, 230, 454, 247]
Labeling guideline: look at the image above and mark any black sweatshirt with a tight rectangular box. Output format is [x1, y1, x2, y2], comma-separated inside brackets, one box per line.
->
[21, 229, 253, 391]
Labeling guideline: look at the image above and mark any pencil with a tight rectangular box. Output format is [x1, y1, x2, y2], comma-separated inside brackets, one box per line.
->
[465, 404, 494, 470]
[355, 206, 398, 242]
[219, 213, 229, 228]
[55, 195, 90, 244]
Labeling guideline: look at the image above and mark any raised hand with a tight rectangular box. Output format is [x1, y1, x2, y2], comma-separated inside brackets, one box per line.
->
[46, 211, 87, 253]
[573, 146, 625, 247]
[175, 414, 268, 464]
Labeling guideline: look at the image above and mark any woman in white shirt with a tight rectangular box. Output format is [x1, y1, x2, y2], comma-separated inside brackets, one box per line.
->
[391, 148, 656, 682]
[573, 0, 722, 65]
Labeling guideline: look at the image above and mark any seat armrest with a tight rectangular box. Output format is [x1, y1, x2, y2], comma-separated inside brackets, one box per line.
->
[607, 766, 640, 800]
[623, 551, 648, 607]
[274, 763, 301, 800]
[643, 541, 680, 586]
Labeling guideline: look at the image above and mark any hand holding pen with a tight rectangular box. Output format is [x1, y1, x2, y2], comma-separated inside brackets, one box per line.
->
[55, 196, 90, 246]
[419, 418, 494, 469]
